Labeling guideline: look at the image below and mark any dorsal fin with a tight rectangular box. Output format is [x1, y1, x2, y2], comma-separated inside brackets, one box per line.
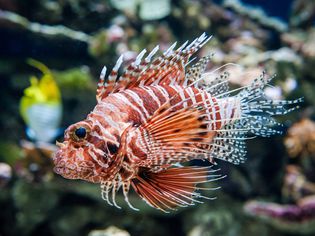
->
[203, 71, 230, 97]
[185, 55, 212, 87]
[96, 33, 212, 101]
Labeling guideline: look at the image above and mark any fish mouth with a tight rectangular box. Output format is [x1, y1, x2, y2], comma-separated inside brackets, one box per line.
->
[53, 151, 102, 183]
[53, 163, 77, 180]
[52, 157, 66, 176]
[53, 165, 64, 175]
[52, 141, 70, 168]
[52, 149, 63, 166]
[53, 150, 82, 180]
[52, 151, 70, 177]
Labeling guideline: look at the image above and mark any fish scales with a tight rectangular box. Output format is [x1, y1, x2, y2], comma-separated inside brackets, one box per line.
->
[53, 33, 301, 212]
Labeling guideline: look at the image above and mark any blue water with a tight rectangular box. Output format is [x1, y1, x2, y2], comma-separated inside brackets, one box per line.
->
[242, 0, 293, 20]
[215, 0, 294, 21]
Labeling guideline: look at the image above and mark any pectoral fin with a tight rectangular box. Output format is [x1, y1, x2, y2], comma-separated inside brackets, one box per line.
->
[131, 166, 222, 212]
[134, 103, 217, 167]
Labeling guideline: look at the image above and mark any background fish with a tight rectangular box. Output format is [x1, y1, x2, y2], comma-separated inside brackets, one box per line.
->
[20, 59, 62, 143]
[53, 33, 301, 212]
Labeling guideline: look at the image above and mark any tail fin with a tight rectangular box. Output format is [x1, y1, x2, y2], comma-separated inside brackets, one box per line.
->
[237, 72, 302, 137]
[131, 166, 223, 212]
[210, 72, 302, 165]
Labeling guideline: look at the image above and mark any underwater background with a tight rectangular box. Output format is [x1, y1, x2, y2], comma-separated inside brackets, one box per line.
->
[0, 0, 315, 235]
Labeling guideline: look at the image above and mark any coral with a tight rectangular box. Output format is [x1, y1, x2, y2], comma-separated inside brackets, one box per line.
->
[282, 28, 315, 59]
[0, 142, 22, 165]
[290, 0, 315, 28]
[0, 9, 91, 42]
[184, 193, 273, 236]
[17, 140, 56, 182]
[0, 162, 12, 187]
[223, 0, 288, 32]
[284, 119, 315, 159]
[88, 226, 130, 236]
[185, 195, 243, 236]
[12, 179, 60, 235]
[244, 196, 315, 234]
[88, 29, 112, 59]
[110, 0, 171, 21]
[53, 66, 94, 91]
[282, 165, 315, 201]
[139, 0, 171, 21]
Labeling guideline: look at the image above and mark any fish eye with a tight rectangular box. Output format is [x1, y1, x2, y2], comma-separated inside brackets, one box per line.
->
[74, 127, 87, 139]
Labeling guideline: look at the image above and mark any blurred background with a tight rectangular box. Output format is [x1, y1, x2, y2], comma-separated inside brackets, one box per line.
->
[0, 0, 315, 235]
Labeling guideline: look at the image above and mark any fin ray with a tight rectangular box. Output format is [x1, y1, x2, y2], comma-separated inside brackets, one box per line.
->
[131, 166, 221, 211]
[96, 33, 212, 101]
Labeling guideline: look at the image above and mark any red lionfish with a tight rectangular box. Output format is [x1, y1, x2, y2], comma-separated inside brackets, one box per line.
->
[53, 33, 301, 212]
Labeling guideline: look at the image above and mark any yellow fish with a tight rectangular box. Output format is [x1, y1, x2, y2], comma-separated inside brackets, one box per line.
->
[20, 59, 62, 142]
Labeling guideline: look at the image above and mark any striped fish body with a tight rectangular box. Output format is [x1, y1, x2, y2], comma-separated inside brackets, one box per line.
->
[104, 84, 238, 161]
[53, 34, 301, 212]
[86, 85, 236, 178]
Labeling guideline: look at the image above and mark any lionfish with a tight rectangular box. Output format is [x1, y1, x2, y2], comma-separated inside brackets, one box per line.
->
[53, 33, 301, 212]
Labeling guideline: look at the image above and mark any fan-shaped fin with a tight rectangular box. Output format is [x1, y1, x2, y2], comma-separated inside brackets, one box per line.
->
[131, 166, 222, 212]
[131, 93, 224, 167]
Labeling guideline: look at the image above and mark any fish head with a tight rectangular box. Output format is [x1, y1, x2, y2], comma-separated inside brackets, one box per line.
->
[53, 120, 120, 183]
